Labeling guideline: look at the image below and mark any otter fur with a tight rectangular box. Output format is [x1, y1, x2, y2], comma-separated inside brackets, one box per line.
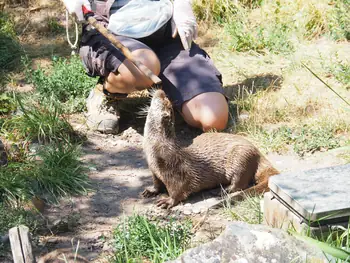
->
[142, 89, 279, 209]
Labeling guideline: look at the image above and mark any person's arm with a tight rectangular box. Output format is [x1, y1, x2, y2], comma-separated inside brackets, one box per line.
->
[171, 0, 198, 50]
[62, 0, 92, 21]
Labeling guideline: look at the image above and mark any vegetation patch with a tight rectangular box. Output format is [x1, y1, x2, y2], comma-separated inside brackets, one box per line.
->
[32, 142, 90, 203]
[112, 214, 193, 263]
[1, 94, 77, 144]
[224, 192, 263, 224]
[0, 161, 33, 203]
[0, 141, 89, 205]
[26, 55, 98, 113]
[0, 203, 39, 257]
[0, 93, 17, 116]
[0, 12, 23, 73]
[193, 0, 350, 55]
[235, 121, 344, 157]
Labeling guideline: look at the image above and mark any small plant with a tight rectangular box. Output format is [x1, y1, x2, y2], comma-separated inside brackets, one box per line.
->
[47, 17, 64, 34]
[112, 214, 193, 263]
[0, 203, 39, 257]
[290, 222, 350, 262]
[27, 55, 98, 113]
[0, 12, 23, 72]
[223, 189, 263, 224]
[0, 161, 33, 204]
[1, 95, 76, 144]
[292, 124, 341, 157]
[32, 142, 90, 203]
[0, 93, 16, 115]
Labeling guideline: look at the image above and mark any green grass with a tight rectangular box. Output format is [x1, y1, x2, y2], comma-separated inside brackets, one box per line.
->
[290, 220, 350, 263]
[0, 203, 39, 257]
[0, 12, 23, 73]
[223, 192, 263, 224]
[0, 142, 90, 205]
[0, 161, 33, 204]
[26, 55, 98, 113]
[235, 121, 344, 156]
[0, 93, 17, 115]
[1, 94, 77, 144]
[32, 142, 90, 203]
[222, 10, 294, 54]
[193, 0, 350, 54]
[325, 57, 350, 89]
[112, 214, 193, 263]
[47, 17, 65, 34]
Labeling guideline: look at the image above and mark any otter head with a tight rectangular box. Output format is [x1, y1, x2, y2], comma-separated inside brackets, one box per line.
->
[144, 89, 175, 139]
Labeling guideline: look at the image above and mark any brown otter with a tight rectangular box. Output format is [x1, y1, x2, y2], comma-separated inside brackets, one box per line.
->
[142, 89, 279, 209]
[37, 248, 89, 263]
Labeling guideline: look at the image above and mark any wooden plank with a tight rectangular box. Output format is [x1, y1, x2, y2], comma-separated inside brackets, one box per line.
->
[9, 225, 36, 263]
[9, 226, 24, 263]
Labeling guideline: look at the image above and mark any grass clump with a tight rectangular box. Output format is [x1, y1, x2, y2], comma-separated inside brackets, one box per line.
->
[1, 94, 76, 144]
[0, 162, 33, 203]
[26, 55, 98, 113]
[0, 203, 39, 257]
[224, 192, 263, 224]
[112, 214, 193, 263]
[222, 9, 294, 54]
[0, 12, 23, 72]
[0, 203, 38, 235]
[291, 222, 350, 262]
[32, 142, 90, 203]
[0, 142, 90, 205]
[236, 122, 344, 157]
[0, 93, 17, 115]
[194, 0, 350, 54]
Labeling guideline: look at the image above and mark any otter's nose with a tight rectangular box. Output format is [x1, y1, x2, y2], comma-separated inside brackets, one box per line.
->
[155, 89, 166, 99]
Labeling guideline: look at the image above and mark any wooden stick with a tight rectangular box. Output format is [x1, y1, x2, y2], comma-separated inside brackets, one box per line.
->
[86, 16, 162, 88]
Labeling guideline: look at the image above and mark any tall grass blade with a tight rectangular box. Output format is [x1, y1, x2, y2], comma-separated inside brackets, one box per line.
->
[302, 62, 350, 107]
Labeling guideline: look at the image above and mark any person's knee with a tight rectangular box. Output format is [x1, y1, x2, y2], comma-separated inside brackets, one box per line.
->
[182, 92, 229, 132]
[105, 48, 160, 93]
[198, 103, 228, 132]
[132, 49, 161, 76]
[201, 111, 228, 131]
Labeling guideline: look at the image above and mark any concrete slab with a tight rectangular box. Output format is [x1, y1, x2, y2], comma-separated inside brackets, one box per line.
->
[268, 163, 350, 222]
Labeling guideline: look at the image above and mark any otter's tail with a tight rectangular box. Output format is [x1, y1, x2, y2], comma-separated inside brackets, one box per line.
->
[229, 156, 279, 201]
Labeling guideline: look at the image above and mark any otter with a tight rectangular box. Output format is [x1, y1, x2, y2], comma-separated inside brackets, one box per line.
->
[37, 249, 89, 263]
[142, 89, 279, 209]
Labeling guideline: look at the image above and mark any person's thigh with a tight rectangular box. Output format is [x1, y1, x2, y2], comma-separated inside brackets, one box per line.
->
[156, 38, 228, 131]
[79, 30, 160, 94]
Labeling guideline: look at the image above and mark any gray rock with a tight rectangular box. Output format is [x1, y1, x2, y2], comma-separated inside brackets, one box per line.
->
[167, 221, 331, 263]
[269, 163, 350, 222]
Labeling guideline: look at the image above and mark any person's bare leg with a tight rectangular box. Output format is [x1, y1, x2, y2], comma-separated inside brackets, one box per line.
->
[104, 48, 161, 94]
[86, 48, 160, 134]
[181, 92, 229, 132]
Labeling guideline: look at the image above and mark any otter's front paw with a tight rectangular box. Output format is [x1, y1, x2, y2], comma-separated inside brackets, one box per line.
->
[142, 187, 160, 198]
[156, 197, 177, 209]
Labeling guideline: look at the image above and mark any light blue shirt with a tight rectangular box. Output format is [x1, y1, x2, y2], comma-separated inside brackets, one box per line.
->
[110, 0, 132, 15]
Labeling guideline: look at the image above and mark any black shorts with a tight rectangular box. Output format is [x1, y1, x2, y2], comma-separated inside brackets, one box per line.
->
[79, 21, 226, 110]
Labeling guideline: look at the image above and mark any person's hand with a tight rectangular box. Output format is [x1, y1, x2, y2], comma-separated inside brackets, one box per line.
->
[62, 0, 92, 21]
[171, 0, 198, 50]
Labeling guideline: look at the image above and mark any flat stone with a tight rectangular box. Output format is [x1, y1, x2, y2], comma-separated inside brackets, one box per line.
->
[263, 192, 349, 236]
[269, 164, 350, 222]
[166, 221, 330, 263]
